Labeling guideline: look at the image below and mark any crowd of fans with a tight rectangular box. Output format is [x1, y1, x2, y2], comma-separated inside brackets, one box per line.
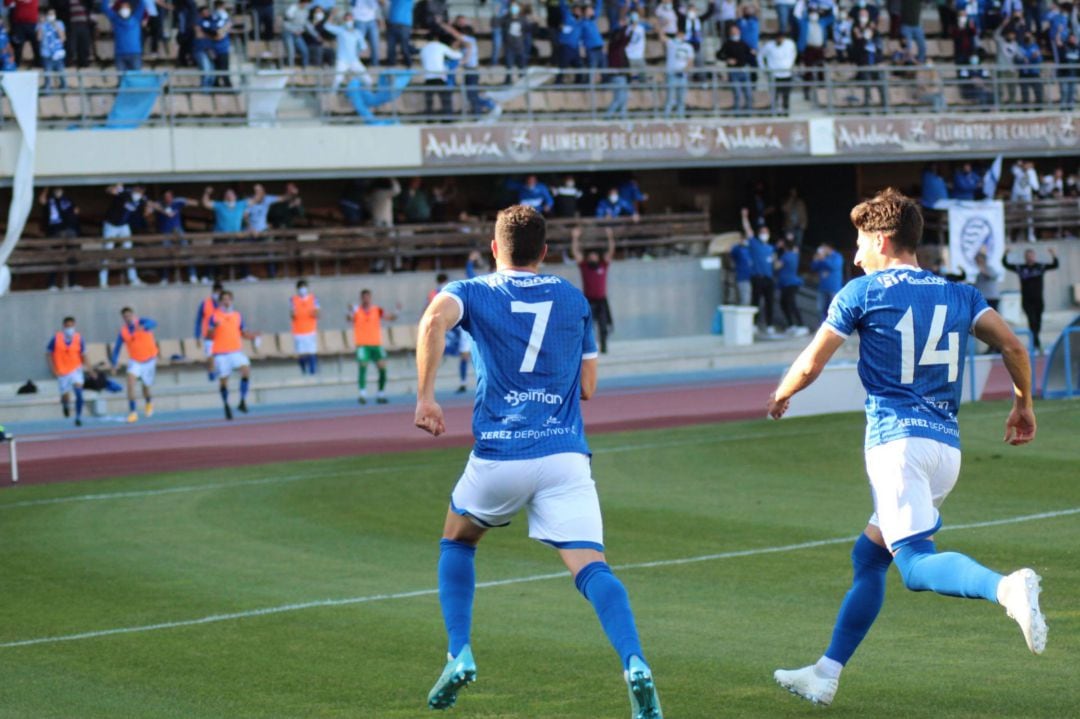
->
[3, 0, 1080, 111]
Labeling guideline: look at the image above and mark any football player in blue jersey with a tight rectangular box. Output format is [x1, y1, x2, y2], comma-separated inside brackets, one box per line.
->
[415, 205, 662, 718]
[766, 188, 1045, 706]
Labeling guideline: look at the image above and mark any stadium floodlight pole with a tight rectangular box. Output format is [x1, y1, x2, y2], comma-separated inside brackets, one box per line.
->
[7, 435, 16, 484]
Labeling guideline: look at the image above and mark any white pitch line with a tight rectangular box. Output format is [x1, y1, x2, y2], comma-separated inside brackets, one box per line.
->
[2, 505, 1076, 650]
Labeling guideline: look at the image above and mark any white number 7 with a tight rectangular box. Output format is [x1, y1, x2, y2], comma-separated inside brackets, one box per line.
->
[895, 304, 959, 384]
[510, 300, 553, 373]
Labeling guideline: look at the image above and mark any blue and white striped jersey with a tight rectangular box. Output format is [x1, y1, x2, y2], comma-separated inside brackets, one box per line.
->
[441, 270, 597, 460]
[825, 265, 990, 451]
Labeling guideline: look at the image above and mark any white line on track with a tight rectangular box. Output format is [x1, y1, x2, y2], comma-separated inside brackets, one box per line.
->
[2, 505, 1076, 649]
[0, 430, 816, 510]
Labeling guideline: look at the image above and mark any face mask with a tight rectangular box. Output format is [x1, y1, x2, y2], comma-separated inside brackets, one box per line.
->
[131, 192, 143, 202]
[119, 7, 131, 18]
[957, 14, 967, 23]
[565, 180, 575, 188]
[313, 11, 324, 21]
[510, 4, 519, 14]
[858, 14, 869, 24]
[688, 10, 697, 18]
[730, 33, 740, 42]
[298, 287, 309, 297]
[608, 194, 619, 203]
[63, 327, 75, 339]
[759, 233, 770, 242]
[46, 13, 56, 21]
[630, 12, 639, 22]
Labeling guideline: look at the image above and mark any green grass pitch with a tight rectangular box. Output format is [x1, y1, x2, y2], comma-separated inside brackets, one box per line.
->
[0, 401, 1077, 718]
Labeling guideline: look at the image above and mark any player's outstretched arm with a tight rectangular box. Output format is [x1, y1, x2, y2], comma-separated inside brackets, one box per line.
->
[974, 309, 1037, 445]
[767, 327, 845, 419]
[415, 294, 461, 437]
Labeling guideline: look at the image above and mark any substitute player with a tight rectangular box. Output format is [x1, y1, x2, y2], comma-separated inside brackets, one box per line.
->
[415, 205, 662, 718]
[195, 281, 224, 380]
[347, 289, 397, 404]
[767, 189, 1046, 707]
[46, 316, 87, 427]
[208, 290, 257, 420]
[110, 307, 159, 423]
[428, 273, 471, 394]
[290, 279, 320, 375]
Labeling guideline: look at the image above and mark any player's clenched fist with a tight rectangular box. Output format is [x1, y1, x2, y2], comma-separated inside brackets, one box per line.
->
[415, 399, 446, 437]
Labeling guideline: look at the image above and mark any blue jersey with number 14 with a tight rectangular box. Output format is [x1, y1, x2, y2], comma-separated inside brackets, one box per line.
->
[441, 270, 598, 460]
[825, 266, 990, 451]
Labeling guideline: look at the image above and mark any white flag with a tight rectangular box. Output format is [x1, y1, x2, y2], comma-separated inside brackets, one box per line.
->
[982, 154, 1003, 199]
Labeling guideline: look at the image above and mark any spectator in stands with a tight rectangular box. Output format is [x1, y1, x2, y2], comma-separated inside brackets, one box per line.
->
[194, 5, 216, 86]
[500, 2, 532, 83]
[935, 0, 956, 37]
[736, 3, 760, 55]
[741, 207, 777, 334]
[103, 0, 145, 72]
[571, 225, 616, 353]
[833, 12, 854, 62]
[368, 178, 401, 227]
[663, 29, 694, 117]
[920, 164, 949, 209]
[898, 0, 926, 63]
[952, 162, 982, 200]
[37, 9, 65, 91]
[618, 177, 648, 213]
[800, 5, 828, 96]
[1010, 159, 1039, 241]
[1059, 32, 1080, 109]
[203, 186, 249, 234]
[729, 235, 753, 305]
[1045, 1, 1070, 63]
[100, 184, 145, 287]
[775, 0, 796, 36]
[441, 19, 499, 118]
[304, 5, 335, 67]
[144, 0, 166, 59]
[625, 9, 650, 80]
[246, 184, 279, 236]
[994, 19, 1021, 104]
[974, 252, 1001, 311]
[780, 187, 807, 247]
[5, 0, 40, 68]
[398, 177, 433, 223]
[605, 12, 631, 118]
[774, 237, 806, 334]
[209, 1, 233, 88]
[684, 3, 705, 75]
[655, 0, 678, 37]
[596, 187, 637, 218]
[797, 0, 835, 54]
[269, 183, 305, 229]
[702, 0, 737, 35]
[951, 10, 977, 65]
[251, 0, 274, 41]
[1039, 167, 1065, 199]
[959, 52, 994, 105]
[761, 30, 796, 115]
[718, 21, 754, 115]
[853, 24, 884, 106]
[886, 0, 901, 38]
[59, 0, 90, 69]
[489, 0, 509, 66]
[810, 241, 844, 320]
[325, 9, 374, 91]
[352, 0, 382, 66]
[544, 0, 563, 59]
[1003, 247, 1058, 351]
[0, 25, 14, 72]
[282, 0, 312, 66]
[39, 187, 79, 289]
[556, 0, 585, 84]
[553, 175, 583, 218]
[1016, 31, 1043, 106]
[385, 0, 414, 66]
[175, 0, 198, 66]
[516, 175, 555, 214]
[580, 3, 605, 79]
[420, 34, 463, 116]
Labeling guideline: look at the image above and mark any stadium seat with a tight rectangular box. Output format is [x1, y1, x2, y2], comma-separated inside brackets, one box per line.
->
[156, 338, 186, 366]
[320, 329, 349, 356]
[389, 324, 419, 351]
[84, 341, 111, 369]
[190, 94, 215, 116]
[276, 332, 296, 357]
[181, 338, 207, 362]
[345, 327, 355, 348]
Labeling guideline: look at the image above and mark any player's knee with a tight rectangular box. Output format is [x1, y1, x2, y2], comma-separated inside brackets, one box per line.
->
[893, 539, 936, 592]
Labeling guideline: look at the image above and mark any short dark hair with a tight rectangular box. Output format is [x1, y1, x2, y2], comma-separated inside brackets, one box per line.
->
[220, 289, 234, 300]
[361, 288, 372, 297]
[436, 273, 449, 283]
[296, 279, 308, 289]
[494, 205, 547, 267]
[121, 306, 133, 314]
[63, 316, 75, 324]
[849, 187, 923, 253]
[212, 281, 224, 292]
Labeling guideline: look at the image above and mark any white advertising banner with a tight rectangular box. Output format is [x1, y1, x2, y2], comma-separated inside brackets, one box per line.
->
[946, 200, 1006, 280]
[246, 71, 289, 128]
[0, 72, 39, 296]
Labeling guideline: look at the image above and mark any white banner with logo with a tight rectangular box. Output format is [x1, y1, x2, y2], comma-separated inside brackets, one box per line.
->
[0, 72, 39, 296]
[246, 71, 290, 128]
[946, 200, 1005, 280]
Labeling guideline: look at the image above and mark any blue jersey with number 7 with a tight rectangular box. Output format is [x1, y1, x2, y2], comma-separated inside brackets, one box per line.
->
[440, 270, 598, 460]
[825, 265, 991, 451]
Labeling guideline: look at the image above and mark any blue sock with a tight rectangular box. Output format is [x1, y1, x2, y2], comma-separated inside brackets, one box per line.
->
[129, 399, 136, 412]
[73, 388, 83, 419]
[220, 386, 229, 404]
[575, 562, 645, 669]
[458, 358, 467, 382]
[309, 355, 318, 374]
[208, 371, 215, 381]
[894, 539, 1002, 601]
[298, 357, 308, 374]
[240, 378, 249, 400]
[824, 534, 893, 665]
[438, 538, 477, 657]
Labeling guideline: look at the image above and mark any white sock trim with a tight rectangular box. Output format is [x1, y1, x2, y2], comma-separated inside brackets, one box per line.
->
[815, 656, 843, 680]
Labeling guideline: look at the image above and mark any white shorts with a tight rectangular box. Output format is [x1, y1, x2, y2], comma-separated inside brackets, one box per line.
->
[203, 339, 214, 357]
[450, 452, 604, 551]
[127, 358, 157, 386]
[294, 332, 318, 355]
[457, 330, 472, 355]
[213, 351, 251, 379]
[866, 437, 961, 551]
[57, 368, 85, 395]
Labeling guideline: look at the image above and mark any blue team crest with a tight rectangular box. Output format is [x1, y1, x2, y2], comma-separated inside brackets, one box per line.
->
[960, 217, 993, 263]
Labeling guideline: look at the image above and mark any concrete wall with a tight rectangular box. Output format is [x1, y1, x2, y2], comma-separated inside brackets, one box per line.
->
[0, 256, 722, 383]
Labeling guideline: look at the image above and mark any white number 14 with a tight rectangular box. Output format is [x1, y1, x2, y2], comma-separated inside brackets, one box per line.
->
[895, 304, 959, 384]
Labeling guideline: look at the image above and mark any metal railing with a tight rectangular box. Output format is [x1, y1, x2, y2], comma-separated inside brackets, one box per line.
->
[924, 199, 1080, 243]
[10, 62, 1080, 129]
